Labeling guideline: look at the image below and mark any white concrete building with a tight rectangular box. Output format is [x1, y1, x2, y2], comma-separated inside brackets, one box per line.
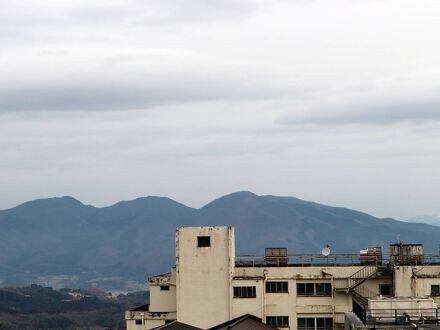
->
[126, 226, 440, 330]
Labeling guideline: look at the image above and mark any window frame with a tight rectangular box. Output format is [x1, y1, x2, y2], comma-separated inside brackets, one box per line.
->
[431, 284, 440, 296]
[266, 281, 289, 293]
[379, 284, 392, 296]
[233, 286, 256, 298]
[160, 285, 170, 291]
[297, 317, 333, 330]
[297, 282, 332, 296]
[197, 236, 211, 247]
[266, 316, 289, 327]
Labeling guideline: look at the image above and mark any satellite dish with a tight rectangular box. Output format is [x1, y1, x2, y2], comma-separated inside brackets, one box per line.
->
[322, 244, 331, 257]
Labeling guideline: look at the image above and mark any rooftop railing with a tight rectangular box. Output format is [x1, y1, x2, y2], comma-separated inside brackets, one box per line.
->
[236, 254, 364, 267]
[235, 254, 440, 267]
[353, 299, 440, 326]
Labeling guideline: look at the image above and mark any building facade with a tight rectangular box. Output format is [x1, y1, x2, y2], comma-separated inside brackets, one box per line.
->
[126, 226, 440, 330]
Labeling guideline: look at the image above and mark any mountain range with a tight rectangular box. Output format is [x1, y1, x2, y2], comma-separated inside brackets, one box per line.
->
[405, 215, 440, 227]
[1, 191, 439, 291]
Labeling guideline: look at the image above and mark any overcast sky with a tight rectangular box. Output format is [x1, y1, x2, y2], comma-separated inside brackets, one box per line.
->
[1, 0, 440, 219]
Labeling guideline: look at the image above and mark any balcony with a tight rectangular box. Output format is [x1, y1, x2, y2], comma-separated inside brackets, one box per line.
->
[125, 304, 177, 322]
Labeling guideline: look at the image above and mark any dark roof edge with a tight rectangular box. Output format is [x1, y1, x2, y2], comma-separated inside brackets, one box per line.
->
[208, 314, 263, 330]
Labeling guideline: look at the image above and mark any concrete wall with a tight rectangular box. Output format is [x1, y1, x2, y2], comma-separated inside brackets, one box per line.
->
[393, 266, 414, 297]
[127, 319, 165, 330]
[233, 266, 353, 329]
[391, 264, 440, 298]
[149, 284, 177, 312]
[231, 279, 264, 319]
[412, 264, 440, 300]
[176, 226, 235, 329]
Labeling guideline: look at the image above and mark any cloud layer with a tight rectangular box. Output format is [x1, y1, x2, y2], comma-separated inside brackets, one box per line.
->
[278, 96, 440, 126]
[1, 0, 440, 219]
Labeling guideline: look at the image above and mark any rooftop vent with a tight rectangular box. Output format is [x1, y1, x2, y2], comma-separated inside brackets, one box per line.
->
[359, 246, 383, 265]
[265, 248, 288, 266]
[390, 243, 424, 265]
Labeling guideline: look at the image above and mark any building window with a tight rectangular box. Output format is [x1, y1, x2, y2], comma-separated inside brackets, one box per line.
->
[298, 317, 333, 330]
[316, 318, 333, 330]
[266, 316, 289, 327]
[197, 236, 211, 247]
[135, 320, 142, 325]
[297, 283, 314, 296]
[298, 318, 315, 330]
[233, 286, 256, 298]
[316, 283, 332, 296]
[266, 281, 288, 293]
[297, 283, 332, 296]
[431, 285, 440, 296]
[160, 285, 170, 291]
[379, 284, 391, 296]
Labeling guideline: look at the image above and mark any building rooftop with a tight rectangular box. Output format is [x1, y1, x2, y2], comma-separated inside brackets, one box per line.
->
[151, 321, 203, 330]
[130, 304, 149, 312]
[208, 314, 279, 330]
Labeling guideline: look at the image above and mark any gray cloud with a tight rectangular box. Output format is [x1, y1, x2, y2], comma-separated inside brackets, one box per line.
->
[0, 0, 256, 45]
[277, 98, 440, 126]
[0, 73, 297, 112]
[1, 0, 440, 220]
[74, 0, 256, 26]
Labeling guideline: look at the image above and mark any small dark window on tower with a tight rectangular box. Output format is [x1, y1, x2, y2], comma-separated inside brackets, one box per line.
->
[135, 320, 142, 325]
[197, 236, 211, 247]
[160, 285, 170, 291]
[431, 285, 440, 296]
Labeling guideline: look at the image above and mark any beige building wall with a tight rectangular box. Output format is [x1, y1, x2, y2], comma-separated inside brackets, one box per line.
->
[128, 226, 440, 330]
[126, 310, 176, 330]
[149, 285, 176, 312]
[127, 319, 165, 330]
[233, 266, 358, 329]
[408, 265, 440, 299]
[231, 279, 264, 319]
[176, 226, 235, 329]
[393, 266, 414, 297]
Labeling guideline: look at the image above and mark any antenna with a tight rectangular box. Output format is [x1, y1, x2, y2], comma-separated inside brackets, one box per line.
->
[321, 244, 331, 257]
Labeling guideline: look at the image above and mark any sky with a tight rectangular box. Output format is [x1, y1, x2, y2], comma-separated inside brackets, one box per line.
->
[1, 0, 440, 219]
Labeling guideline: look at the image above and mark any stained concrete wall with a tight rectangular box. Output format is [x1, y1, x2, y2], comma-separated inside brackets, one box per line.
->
[176, 226, 235, 329]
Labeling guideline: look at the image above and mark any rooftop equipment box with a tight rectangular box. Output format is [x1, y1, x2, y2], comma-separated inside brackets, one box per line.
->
[360, 246, 383, 265]
[265, 248, 288, 266]
[390, 243, 424, 265]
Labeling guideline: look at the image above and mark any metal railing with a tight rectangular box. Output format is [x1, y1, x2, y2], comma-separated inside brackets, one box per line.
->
[353, 300, 440, 326]
[347, 265, 378, 290]
[353, 298, 367, 324]
[235, 254, 440, 267]
[236, 254, 364, 266]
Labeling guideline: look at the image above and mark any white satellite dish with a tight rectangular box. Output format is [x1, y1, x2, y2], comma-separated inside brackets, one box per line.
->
[321, 245, 331, 257]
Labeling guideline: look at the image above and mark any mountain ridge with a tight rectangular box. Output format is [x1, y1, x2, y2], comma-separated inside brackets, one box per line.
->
[1, 191, 440, 291]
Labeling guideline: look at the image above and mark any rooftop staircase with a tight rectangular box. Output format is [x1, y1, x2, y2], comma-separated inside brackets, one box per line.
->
[334, 265, 383, 306]
[335, 265, 378, 292]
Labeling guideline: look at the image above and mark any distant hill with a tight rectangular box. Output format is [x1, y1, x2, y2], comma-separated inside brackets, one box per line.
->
[406, 215, 440, 227]
[1, 191, 440, 290]
[0, 285, 147, 329]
